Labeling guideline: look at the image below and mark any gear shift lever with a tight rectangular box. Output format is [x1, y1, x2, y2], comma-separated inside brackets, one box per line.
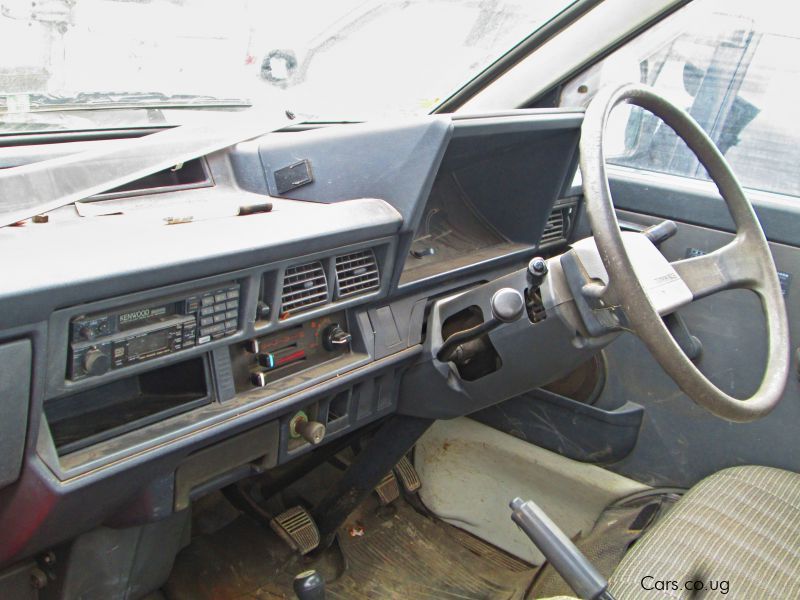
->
[437, 287, 524, 363]
[293, 569, 325, 600]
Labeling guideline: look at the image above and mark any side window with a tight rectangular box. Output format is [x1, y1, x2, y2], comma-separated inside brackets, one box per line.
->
[560, 0, 800, 197]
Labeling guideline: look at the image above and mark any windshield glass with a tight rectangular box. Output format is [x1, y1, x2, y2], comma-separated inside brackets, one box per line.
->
[0, 0, 574, 133]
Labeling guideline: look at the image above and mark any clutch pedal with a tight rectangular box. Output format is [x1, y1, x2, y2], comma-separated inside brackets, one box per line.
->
[270, 506, 320, 555]
[394, 455, 421, 493]
[374, 471, 400, 505]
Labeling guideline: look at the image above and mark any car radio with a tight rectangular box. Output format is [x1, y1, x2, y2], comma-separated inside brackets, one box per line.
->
[68, 282, 241, 380]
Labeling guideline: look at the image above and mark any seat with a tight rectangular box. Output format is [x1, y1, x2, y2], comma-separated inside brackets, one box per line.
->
[608, 466, 800, 599]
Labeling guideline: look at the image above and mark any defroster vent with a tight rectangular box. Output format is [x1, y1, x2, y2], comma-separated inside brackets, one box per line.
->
[540, 200, 576, 246]
[335, 249, 380, 298]
[280, 261, 328, 316]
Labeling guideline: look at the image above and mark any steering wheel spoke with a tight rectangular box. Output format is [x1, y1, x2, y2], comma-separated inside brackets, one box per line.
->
[671, 236, 761, 301]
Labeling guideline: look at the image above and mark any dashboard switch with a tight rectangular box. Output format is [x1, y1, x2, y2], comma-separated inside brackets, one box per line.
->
[250, 371, 268, 387]
[289, 411, 326, 445]
[527, 256, 549, 288]
[323, 324, 351, 351]
[258, 346, 306, 369]
[296, 420, 326, 445]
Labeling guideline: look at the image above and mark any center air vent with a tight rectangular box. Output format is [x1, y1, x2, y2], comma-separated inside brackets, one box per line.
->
[335, 249, 380, 298]
[280, 261, 328, 317]
[540, 200, 577, 246]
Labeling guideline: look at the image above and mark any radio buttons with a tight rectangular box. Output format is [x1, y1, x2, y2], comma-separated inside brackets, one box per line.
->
[68, 283, 240, 380]
[184, 297, 200, 313]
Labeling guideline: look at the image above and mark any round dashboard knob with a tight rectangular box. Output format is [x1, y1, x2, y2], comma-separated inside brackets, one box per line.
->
[83, 347, 111, 376]
[323, 324, 352, 351]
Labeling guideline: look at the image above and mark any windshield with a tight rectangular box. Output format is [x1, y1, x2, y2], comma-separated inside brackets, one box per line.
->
[0, 0, 575, 134]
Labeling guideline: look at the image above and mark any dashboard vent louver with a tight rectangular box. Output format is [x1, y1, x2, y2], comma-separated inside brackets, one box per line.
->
[540, 201, 576, 246]
[280, 261, 328, 316]
[335, 249, 380, 298]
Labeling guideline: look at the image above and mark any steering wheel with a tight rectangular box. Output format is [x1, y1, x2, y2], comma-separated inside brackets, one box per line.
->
[580, 83, 790, 422]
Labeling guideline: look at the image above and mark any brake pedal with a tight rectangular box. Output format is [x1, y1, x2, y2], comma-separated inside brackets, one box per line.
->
[270, 506, 320, 555]
[394, 455, 421, 493]
[374, 471, 400, 505]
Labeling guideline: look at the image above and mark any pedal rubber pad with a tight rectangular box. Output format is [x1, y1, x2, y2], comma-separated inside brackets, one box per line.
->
[394, 455, 421, 493]
[270, 506, 320, 555]
[374, 472, 400, 505]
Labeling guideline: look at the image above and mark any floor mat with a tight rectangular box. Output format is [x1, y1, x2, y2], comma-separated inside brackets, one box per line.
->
[527, 490, 681, 599]
[166, 495, 536, 600]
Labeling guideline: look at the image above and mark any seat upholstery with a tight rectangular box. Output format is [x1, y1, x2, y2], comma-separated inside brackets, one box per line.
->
[609, 466, 800, 599]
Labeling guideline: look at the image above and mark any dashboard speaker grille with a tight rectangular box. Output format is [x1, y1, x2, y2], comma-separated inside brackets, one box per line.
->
[280, 261, 328, 316]
[335, 249, 380, 298]
[540, 201, 576, 246]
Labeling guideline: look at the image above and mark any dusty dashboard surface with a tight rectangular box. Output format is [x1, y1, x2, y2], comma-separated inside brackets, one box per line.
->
[400, 114, 581, 286]
[0, 109, 584, 567]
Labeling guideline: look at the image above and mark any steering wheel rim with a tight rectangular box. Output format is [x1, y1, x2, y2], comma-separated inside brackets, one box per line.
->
[580, 83, 790, 423]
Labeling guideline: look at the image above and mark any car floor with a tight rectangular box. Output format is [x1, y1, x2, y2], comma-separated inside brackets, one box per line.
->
[165, 493, 537, 600]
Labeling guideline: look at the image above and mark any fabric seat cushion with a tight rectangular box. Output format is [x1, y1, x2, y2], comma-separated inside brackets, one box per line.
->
[609, 466, 800, 599]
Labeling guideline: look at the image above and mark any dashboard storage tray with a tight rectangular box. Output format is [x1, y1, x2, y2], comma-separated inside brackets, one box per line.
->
[46, 357, 210, 455]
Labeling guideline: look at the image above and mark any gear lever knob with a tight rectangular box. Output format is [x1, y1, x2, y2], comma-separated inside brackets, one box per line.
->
[294, 569, 325, 600]
[491, 288, 525, 323]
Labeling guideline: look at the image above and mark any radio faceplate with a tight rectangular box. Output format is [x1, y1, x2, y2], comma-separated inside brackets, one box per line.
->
[68, 283, 240, 381]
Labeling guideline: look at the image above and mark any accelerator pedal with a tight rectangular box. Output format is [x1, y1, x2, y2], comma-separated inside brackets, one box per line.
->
[270, 506, 320, 555]
[394, 455, 421, 493]
[374, 471, 401, 505]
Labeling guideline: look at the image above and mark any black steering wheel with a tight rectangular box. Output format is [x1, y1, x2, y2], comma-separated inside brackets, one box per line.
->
[580, 83, 790, 423]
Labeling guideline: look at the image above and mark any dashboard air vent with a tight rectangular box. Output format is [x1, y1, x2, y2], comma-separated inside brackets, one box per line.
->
[280, 261, 328, 316]
[92, 157, 212, 200]
[540, 201, 576, 246]
[335, 249, 380, 298]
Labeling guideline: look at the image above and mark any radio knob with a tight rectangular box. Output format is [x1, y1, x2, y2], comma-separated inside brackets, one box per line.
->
[323, 324, 352, 351]
[79, 325, 95, 341]
[83, 347, 110, 377]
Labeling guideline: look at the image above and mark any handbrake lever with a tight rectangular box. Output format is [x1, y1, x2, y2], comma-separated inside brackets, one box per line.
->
[510, 497, 616, 600]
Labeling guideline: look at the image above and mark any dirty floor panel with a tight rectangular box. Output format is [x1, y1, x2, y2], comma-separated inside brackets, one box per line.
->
[165, 496, 536, 600]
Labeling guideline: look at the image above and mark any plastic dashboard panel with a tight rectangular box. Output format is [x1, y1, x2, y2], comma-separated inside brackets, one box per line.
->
[0, 109, 584, 568]
[41, 236, 398, 476]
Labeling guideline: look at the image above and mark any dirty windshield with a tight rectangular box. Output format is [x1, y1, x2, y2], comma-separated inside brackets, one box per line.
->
[1, 0, 575, 133]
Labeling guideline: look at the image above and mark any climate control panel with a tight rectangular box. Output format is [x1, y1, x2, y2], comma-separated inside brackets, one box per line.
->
[231, 311, 351, 392]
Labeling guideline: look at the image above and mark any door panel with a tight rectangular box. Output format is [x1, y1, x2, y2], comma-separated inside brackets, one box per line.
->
[593, 204, 799, 488]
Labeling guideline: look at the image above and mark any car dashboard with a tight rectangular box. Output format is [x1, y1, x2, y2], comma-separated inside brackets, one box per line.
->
[0, 109, 584, 565]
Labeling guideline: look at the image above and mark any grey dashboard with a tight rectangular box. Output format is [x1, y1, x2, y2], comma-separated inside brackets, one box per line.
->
[0, 109, 582, 566]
